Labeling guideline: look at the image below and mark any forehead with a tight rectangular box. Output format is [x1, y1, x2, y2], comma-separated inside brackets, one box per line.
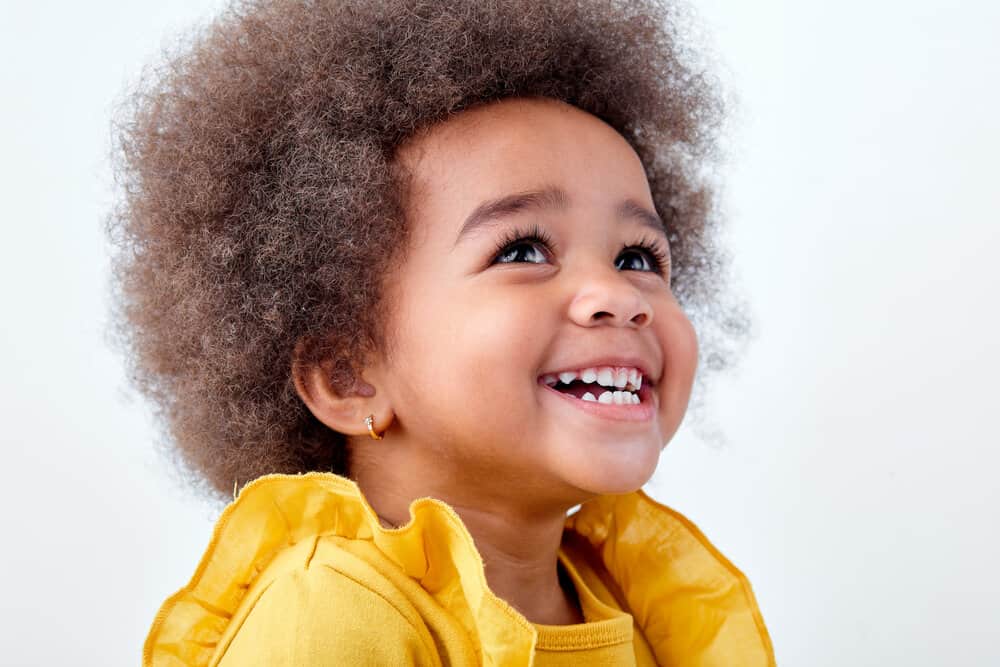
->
[394, 97, 653, 230]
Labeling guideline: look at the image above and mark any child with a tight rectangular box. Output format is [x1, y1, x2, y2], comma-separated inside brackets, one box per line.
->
[112, 0, 774, 664]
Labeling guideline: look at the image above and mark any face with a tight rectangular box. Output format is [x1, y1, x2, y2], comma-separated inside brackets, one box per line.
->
[374, 97, 698, 509]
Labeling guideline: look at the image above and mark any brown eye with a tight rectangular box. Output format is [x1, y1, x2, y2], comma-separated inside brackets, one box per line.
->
[616, 238, 670, 276]
[490, 224, 555, 266]
[495, 240, 548, 264]
[615, 248, 656, 272]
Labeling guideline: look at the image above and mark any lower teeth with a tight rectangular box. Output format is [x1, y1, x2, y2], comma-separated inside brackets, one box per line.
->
[581, 390, 639, 405]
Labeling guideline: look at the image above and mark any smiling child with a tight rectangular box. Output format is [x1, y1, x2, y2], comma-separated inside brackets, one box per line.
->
[113, 0, 774, 664]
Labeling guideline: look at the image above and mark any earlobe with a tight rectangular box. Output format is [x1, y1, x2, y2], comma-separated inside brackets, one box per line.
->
[291, 352, 389, 438]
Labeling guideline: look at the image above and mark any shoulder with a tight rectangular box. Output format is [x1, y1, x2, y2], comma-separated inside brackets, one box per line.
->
[144, 474, 461, 667]
[214, 535, 440, 666]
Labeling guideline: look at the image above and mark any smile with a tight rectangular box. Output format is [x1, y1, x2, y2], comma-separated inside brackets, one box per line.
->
[540, 366, 643, 404]
[538, 365, 656, 422]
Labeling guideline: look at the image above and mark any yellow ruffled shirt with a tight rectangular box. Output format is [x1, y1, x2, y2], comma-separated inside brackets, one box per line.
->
[143, 472, 774, 666]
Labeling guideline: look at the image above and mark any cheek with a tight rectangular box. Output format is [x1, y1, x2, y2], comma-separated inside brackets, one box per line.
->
[392, 288, 543, 410]
[451, 294, 542, 396]
[654, 305, 699, 426]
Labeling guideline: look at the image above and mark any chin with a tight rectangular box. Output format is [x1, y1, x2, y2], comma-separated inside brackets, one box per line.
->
[583, 474, 654, 496]
[561, 445, 662, 496]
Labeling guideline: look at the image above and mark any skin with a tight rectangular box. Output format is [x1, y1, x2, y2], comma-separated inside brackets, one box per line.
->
[295, 96, 699, 625]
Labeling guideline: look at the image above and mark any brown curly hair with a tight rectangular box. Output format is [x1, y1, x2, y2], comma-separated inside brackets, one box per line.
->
[108, 0, 751, 501]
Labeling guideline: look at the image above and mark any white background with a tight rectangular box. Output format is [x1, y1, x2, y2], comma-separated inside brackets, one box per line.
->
[1, 1, 997, 664]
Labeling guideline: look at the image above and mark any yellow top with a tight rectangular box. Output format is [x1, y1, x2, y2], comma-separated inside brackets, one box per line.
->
[143, 472, 774, 666]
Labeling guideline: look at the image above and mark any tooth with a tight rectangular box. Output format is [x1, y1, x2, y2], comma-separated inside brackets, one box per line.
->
[627, 369, 644, 392]
[614, 368, 629, 388]
[597, 390, 614, 404]
[558, 371, 577, 384]
[542, 374, 558, 386]
[613, 391, 627, 405]
[631, 392, 640, 404]
[581, 367, 598, 383]
[596, 367, 614, 387]
[581, 392, 597, 402]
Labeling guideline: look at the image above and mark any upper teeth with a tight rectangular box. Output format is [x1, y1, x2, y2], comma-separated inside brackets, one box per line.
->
[541, 366, 644, 392]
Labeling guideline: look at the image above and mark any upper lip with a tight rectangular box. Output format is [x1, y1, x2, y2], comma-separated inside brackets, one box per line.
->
[539, 355, 659, 385]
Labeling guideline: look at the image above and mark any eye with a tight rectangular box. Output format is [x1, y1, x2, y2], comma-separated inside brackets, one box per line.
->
[615, 236, 671, 276]
[488, 225, 671, 277]
[490, 224, 554, 265]
[496, 242, 547, 264]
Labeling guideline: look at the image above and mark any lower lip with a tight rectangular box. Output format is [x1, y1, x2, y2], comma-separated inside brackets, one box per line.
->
[538, 379, 656, 423]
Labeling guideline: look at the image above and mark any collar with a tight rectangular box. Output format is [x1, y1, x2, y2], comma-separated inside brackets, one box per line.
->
[144, 471, 774, 666]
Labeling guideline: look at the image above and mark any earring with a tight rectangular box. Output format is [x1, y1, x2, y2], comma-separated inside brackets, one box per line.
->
[365, 414, 384, 440]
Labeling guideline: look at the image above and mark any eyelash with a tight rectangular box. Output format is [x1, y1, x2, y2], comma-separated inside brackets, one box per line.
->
[489, 224, 671, 275]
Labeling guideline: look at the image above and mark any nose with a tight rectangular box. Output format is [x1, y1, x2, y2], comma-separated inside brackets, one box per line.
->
[568, 266, 654, 329]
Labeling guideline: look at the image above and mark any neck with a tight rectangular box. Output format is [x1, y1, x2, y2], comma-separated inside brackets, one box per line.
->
[444, 500, 585, 625]
[352, 443, 586, 625]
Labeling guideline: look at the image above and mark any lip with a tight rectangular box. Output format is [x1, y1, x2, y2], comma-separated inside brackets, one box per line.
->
[537, 377, 657, 423]
[539, 356, 659, 386]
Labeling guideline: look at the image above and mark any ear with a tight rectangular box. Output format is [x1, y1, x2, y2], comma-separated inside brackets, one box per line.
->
[291, 343, 393, 439]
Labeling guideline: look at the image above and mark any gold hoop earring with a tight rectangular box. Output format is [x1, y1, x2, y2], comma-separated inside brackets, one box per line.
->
[365, 414, 384, 440]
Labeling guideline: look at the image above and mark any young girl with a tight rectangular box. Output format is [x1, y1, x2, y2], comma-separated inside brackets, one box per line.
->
[113, 0, 774, 664]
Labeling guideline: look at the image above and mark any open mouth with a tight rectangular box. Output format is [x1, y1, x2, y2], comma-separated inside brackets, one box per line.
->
[538, 365, 653, 406]
[547, 379, 642, 404]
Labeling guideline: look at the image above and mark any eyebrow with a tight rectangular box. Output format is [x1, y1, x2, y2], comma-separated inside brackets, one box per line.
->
[452, 185, 667, 248]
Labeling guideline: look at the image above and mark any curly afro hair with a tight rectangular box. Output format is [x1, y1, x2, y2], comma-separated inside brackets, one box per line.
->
[109, 0, 751, 501]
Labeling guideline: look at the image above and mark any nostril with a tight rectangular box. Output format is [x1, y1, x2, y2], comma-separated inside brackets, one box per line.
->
[590, 310, 650, 326]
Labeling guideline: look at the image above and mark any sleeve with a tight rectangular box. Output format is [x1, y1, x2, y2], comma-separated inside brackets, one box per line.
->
[216, 564, 436, 666]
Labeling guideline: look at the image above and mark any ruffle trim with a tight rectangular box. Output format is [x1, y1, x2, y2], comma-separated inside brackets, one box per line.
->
[143, 471, 774, 666]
